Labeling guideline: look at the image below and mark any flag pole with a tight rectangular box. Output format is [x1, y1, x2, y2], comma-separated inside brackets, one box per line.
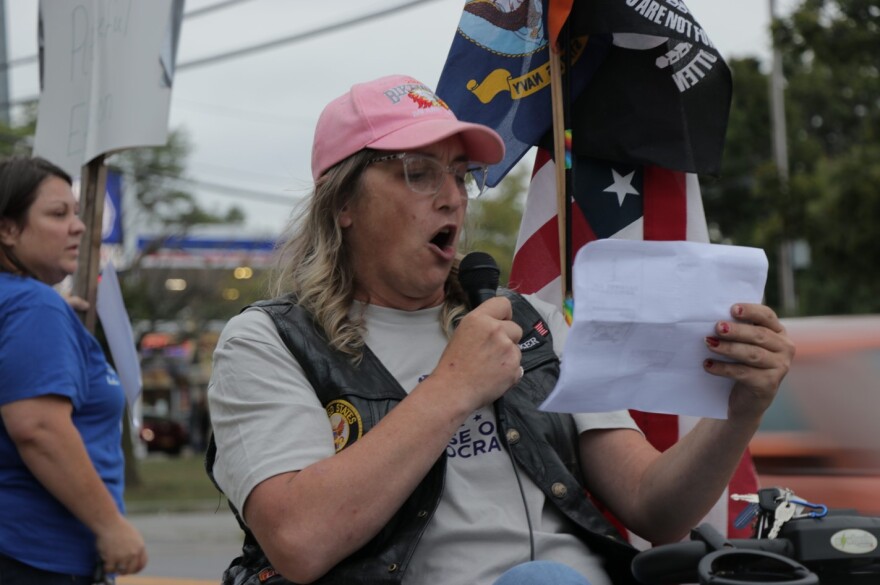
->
[549, 45, 570, 310]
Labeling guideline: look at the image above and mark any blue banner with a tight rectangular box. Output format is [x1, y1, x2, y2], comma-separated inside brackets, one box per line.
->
[102, 170, 123, 245]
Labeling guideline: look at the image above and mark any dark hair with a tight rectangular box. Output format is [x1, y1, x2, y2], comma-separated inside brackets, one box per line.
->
[0, 156, 73, 276]
[0, 156, 73, 228]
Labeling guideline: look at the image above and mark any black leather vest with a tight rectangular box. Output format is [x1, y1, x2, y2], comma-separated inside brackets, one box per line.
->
[207, 291, 637, 585]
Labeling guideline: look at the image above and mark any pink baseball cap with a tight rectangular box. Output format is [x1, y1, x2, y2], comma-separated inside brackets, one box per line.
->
[311, 74, 505, 180]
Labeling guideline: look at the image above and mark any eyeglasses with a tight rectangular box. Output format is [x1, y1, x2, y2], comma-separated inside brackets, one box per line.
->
[369, 153, 489, 199]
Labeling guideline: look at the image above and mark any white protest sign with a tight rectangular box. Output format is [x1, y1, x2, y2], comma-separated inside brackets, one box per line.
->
[33, 0, 183, 177]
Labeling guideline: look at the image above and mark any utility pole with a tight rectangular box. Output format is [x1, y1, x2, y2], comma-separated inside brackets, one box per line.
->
[769, 0, 797, 314]
[0, 0, 10, 126]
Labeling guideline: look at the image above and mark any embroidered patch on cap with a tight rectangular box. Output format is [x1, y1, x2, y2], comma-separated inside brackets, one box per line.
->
[326, 399, 363, 452]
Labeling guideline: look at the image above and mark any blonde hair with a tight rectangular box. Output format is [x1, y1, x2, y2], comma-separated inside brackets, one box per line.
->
[271, 150, 467, 362]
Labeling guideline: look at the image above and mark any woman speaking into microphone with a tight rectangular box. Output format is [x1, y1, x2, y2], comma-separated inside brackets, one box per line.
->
[207, 74, 794, 585]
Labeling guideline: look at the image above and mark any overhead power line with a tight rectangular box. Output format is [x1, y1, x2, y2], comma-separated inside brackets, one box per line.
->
[131, 169, 302, 206]
[189, 159, 301, 185]
[1, 0, 444, 73]
[184, 0, 257, 20]
[177, 0, 443, 71]
[173, 176, 302, 207]
[173, 96, 305, 126]
[0, 0, 252, 72]
[0, 53, 37, 72]
[1, 0, 447, 107]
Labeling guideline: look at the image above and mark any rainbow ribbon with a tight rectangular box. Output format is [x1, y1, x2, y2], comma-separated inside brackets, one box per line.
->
[564, 129, 572, 170]
[563, 296, 575, 327]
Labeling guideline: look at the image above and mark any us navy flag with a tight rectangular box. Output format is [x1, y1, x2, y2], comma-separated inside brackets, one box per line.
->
[436, 0, 609, 187]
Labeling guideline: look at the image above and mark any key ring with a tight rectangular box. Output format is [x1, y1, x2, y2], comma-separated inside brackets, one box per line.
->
[790, 498, 829, 519]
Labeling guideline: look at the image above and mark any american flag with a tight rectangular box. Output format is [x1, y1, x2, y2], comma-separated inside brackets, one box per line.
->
[534, 319, 550, 337]
[510, 148, 759, 541]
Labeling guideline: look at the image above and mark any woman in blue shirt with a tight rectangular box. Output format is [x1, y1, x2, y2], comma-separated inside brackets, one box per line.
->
[0, 157, 147, 583]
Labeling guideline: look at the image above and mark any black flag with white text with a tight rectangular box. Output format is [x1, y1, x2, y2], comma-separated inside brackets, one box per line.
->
[566, 0, 732, 175]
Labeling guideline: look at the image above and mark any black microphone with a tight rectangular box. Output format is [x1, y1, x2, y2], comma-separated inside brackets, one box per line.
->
[458, 251, 500, 310]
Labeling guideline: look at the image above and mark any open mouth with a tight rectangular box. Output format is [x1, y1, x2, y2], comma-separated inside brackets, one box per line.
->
[430, 226, 456, 250]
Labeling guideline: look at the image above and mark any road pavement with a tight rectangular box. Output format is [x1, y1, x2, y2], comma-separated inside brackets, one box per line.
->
[118, 508, 242, 585]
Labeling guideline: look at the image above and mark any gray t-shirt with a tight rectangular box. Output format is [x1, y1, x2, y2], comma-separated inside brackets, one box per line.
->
[208, 295, 638, 585]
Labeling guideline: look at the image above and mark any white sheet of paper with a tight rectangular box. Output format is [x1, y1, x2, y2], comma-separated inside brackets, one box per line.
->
[539, 240, 768, 419]
[96, 261, 143, 428]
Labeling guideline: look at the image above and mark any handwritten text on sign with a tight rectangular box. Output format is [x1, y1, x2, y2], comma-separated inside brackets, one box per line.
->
[34, 0, 181, 177]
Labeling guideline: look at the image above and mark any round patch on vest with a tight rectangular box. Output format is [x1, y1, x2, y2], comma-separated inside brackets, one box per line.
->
[326, 399, 363, 452]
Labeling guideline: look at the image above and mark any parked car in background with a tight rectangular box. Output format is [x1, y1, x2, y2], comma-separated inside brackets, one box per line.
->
[750, 314, 880, 515]
[140, 413, 190, 456]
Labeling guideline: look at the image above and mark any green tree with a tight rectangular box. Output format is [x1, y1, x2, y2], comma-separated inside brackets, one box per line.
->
[778, 0, 880, 314]
[705, 0, 880, 315]
[702, 57, 776, 245]
[0, 103, 38, 157]
[111, 129, 256, 328]
[113, 129, 245, 243]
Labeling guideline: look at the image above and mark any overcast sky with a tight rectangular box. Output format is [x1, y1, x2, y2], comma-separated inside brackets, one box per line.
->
[5, 0, 801, 236]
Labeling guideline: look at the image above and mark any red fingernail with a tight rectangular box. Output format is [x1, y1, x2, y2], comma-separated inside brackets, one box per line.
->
[705, 336, 720, 348]
[704, 359, 715, 368]
[734, 305, 744, 317]
[719, 322, 730, 334]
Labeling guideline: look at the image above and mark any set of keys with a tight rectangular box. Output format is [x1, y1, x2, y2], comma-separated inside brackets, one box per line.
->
[731, 487, 828, 539]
